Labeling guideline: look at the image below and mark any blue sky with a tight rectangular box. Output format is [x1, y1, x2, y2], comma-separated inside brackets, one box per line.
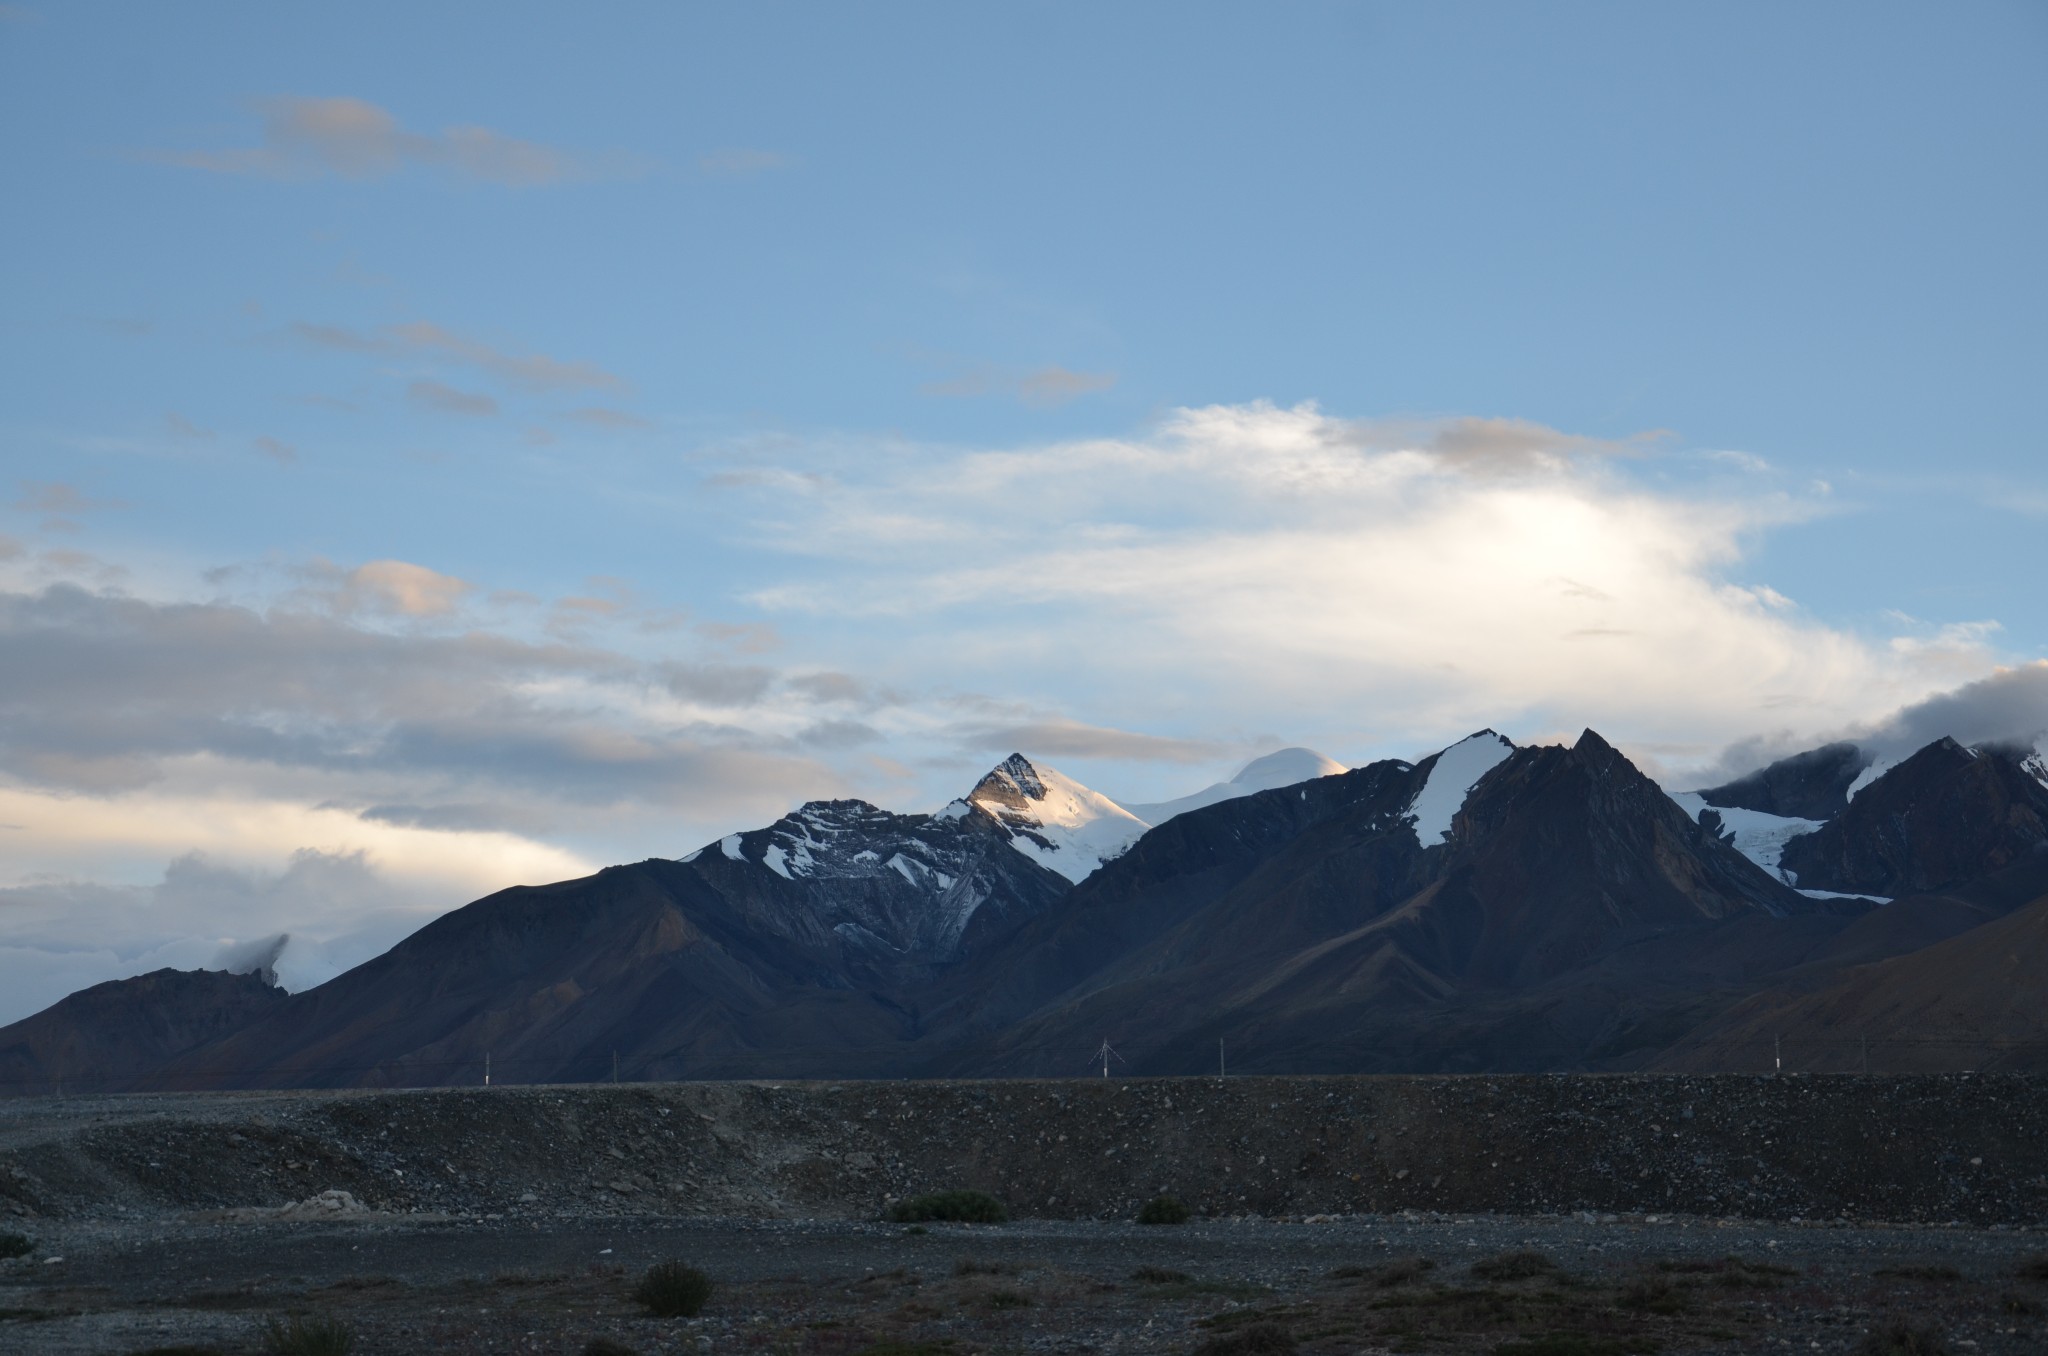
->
[1, 2, 2045, 1016]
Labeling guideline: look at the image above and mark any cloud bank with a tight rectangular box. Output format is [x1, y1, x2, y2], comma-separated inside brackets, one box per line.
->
[727, 401, 1998, 768]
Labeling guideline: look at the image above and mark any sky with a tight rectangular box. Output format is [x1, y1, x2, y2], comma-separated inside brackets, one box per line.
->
[2, 2, 2046, 1020]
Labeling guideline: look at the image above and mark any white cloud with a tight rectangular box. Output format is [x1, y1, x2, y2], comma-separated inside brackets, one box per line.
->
[724, 401, 2001, 775]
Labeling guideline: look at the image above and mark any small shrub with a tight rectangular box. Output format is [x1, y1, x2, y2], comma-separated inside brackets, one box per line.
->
[1373, 1257, 1437, 1287]
[1876, 1264, 1962, 1283]
[126, 1348, 226, 1356]
[901, 1225, 928, 1237]
[1472, 1251, 1559, 1282]
[582, 1341, 638, 1356]
[492, 1269, 559, 1287]
[1619, 1275, 1689, 1315]
[952, 1256, 1014, 1277]
[2015, 1254, 2048, 1282]
[1855, 1319, 1950, 1356]
[1192, 1322, 1297, 1355]
[0, 1233, 32, 1260]
[1137, 1194, 1191, 1225]
[1132, 1265, 1193, 1284]
[885, 1190, 1007, 1224]
[2000, 1292, 2043, 1316]
[258, 1315, 354, 1356]
[984, 1288, 1031, 1309]
[1331, 1257, 1437, 1285]
[632, 1261, 713, 1318]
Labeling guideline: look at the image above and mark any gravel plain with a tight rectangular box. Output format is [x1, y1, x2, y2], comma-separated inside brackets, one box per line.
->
[0, 1074, 2042, 1354]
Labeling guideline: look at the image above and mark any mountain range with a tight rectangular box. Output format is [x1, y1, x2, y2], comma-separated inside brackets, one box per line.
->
[4, 726, 2046, 1094]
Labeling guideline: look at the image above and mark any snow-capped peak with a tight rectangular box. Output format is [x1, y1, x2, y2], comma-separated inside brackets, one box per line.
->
[967, 753, 1150, 884]
[1119, 746, 1348, 825]
[1406, 730, 1515, 844]
[1232, 746, 1348, 791]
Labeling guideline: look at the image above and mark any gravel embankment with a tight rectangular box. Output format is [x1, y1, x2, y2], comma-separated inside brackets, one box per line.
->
[1, 1073, 2041, 1227]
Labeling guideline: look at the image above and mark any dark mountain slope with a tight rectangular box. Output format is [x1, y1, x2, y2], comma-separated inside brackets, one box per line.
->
[6, 756, 1087, 1096]
[0, 968, 286, 1096]
[1779, 738, 2048, 897]
[1434, 730, 1810, 984]
[1796, 845, 2048, 971]
[931, 730, 1828, 1076]
[1698, 741, 1871, 821]
[922, 755, 1429, 1040]
[151, 860, 860, 1088]
[1655, 883, 2048, 1073]
[23, 727, 2045, 1092]
[138, 768, 1080, 1089]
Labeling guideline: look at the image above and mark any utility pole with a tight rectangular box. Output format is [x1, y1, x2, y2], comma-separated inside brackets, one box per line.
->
[612, 1051, 619, 1084]
[1092, 1038, 1124, 1079]
[1774, 1035, 1781, 1072]
[484, 1052, 491, 1087]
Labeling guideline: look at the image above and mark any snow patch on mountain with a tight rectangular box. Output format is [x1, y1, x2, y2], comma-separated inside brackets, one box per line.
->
[1846, 757, 1895, 801]
[1121, 746, 1347, 824]
[968, 753, 1151, 883]
[1407, 731, 1515, 844]
[1797, 887, 1892, 903]
[1670, 793, 1824, 880]
[674, 797, 1071, 959]
[2021, 746, 2048, 792]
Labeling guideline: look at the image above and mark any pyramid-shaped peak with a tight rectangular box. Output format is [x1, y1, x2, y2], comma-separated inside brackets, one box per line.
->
[970, 753, 1047, 807]
[965, 753, 1148, 885]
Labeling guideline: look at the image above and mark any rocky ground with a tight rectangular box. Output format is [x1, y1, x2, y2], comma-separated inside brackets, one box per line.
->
[0, 1074, 2042, 1353]
[5, 1209, 2047, 1355]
